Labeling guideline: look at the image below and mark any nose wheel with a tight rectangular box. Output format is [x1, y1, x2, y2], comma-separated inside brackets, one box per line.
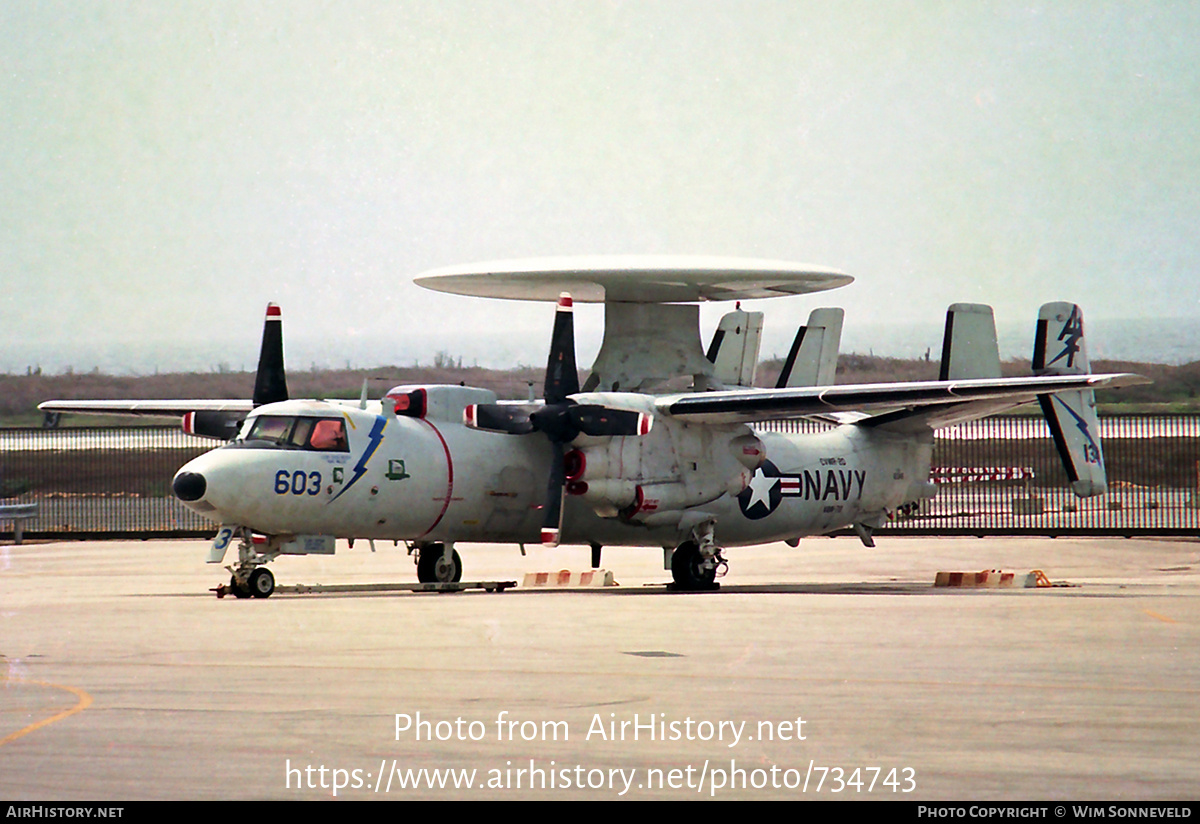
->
[228, 567, 275, 598]
[229, 574, 252, 598]
[248, 567, 275, 597]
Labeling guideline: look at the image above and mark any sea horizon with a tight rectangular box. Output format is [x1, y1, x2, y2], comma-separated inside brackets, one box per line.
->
[4, 316, 1197, 377]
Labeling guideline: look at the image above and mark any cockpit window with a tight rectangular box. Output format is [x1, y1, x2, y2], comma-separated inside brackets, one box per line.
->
[309, 419, 346, 450]
[241, 415, 349, 452]
[245, 415, 292, 443]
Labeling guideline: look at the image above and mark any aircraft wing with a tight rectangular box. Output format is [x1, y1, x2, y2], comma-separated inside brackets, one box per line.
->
[38, 303, 283, 438]
[655, 373, 1149, 428]
[38, 399, 254, 418]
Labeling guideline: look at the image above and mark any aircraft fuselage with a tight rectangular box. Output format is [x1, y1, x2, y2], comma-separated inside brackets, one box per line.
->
[175, 392, 933, 551]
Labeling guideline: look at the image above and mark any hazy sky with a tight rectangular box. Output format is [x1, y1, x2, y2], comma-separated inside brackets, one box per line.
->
[2, 2, 1198, 373]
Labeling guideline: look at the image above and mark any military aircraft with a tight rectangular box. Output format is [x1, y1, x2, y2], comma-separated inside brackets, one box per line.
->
[40, 257, 1147, 596]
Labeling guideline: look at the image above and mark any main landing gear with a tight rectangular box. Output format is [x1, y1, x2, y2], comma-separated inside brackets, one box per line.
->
[414, 542, 462, 584]
[669, 520, 727, 591]
[669, 541, 728, 591]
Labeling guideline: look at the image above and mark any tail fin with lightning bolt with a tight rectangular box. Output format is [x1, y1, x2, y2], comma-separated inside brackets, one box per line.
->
[1033, 302, 1108, 497]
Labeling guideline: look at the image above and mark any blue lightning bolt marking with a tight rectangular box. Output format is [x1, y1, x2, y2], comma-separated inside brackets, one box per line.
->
[1048, 305, 1083, 369]
[329, 415, 388, 502]
[1052, 395, 1102, 465]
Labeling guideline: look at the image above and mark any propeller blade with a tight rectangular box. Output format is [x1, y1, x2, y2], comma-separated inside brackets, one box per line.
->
[464, 403, 537, 435]
[569, 405, 653, 437]
[543, 292, 579, 404]
[540, 444, 567, 546]
[252, 303, 288, 407]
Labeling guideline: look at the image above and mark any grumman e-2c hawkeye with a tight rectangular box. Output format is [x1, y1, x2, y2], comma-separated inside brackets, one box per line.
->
[40, 258, 1148, 596]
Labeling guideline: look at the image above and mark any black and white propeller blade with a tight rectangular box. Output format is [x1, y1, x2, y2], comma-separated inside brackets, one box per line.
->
[252, 303, 288, 407]
[544, 293, 580, 404]
[463, 403, 537, 435]
[540, 443, 568, 546]
[569, 405, 651, 437]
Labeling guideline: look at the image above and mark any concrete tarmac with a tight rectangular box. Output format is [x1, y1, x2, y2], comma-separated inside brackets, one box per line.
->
[1, 535, 1198, 800]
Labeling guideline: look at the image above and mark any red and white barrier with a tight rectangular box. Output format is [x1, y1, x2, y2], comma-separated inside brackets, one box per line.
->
[934, 569, 1053, 588]
[521, 569, 616, 588]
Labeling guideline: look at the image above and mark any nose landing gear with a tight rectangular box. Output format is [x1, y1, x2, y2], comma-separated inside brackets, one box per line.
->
[218, 529, 281, 598]
[226, 567, 275, 598]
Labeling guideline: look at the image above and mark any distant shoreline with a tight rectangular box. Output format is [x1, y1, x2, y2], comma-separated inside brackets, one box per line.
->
[3, 354, 1194, 425]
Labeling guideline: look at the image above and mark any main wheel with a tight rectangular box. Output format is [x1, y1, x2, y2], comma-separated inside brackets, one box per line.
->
[670, 541, 717, 591]
[417, 545, 463, 583]
[248, 567, 275, 598]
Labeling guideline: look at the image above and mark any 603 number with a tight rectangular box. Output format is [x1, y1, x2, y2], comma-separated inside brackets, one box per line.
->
[275, 469, 322, 496]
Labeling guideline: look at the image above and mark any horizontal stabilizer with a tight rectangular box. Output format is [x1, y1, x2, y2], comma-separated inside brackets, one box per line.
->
[777, 308, 844, 388]
[657, 372, 1148, 427]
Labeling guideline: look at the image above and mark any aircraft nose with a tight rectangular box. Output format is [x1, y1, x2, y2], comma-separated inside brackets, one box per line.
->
[172, 471, 207, 502]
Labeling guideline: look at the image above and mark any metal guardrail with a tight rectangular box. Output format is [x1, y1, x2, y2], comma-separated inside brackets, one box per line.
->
[2, 418, 1198, 540]
[0, 502, 38, 544]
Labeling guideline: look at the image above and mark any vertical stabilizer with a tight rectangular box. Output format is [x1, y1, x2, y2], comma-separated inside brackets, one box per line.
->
[939, 303, 1001, 380]
[776, 308, 844, 388]
[1033, 302, 1107, 497]
[706, 308, 764, 387]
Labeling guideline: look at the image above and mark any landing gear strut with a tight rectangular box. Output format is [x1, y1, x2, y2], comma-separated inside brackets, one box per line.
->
[416, 542, 462, 584]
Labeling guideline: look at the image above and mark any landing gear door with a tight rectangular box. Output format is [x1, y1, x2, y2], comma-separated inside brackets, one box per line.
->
[208, 525, 238, 564]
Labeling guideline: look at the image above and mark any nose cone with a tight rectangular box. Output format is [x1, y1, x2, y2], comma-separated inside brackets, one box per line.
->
[172, 471, 207, 502]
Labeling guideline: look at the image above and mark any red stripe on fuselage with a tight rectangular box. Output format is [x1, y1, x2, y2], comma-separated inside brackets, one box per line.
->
[416, 418, 454, 539]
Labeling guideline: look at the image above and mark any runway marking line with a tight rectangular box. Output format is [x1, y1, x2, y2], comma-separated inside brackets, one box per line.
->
[1143, 609, 1179, 624]
[0, 678, 93, 747]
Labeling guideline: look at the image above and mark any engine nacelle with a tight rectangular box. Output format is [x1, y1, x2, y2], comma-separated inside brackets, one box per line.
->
[562, 395, 756, 524]
[183, 410, 243, 440]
